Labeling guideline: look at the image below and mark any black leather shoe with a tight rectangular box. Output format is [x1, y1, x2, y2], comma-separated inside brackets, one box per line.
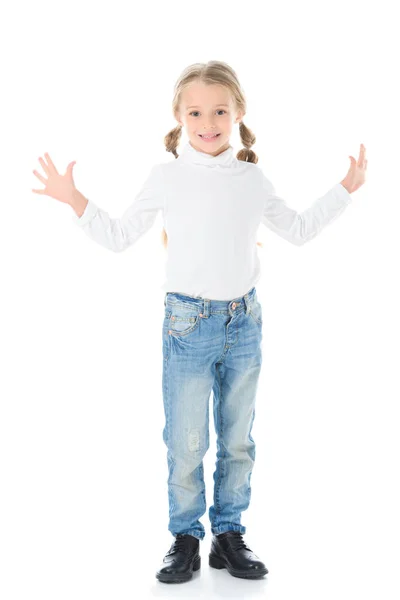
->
[156, 534, 201, 583]
[209, 531, 268, 579]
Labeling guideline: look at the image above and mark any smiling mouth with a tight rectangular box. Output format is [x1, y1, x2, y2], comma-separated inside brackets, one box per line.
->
[198, 133, 221, 139]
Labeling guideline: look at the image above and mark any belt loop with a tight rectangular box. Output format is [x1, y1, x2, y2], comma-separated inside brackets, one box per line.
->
[202, 298, 210, 318]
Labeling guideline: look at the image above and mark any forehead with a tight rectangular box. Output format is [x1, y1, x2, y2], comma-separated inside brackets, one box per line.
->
[181, 82, 232, 108]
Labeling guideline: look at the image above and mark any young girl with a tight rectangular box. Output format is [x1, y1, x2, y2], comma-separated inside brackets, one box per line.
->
[32, 60, 367, 584]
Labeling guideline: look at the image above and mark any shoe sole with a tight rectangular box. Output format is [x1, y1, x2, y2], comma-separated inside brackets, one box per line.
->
[209, 553, 268, 579]
[155, 555, 201, 583]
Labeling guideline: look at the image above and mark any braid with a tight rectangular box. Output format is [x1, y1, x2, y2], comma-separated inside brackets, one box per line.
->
[164, 123, 182, 159]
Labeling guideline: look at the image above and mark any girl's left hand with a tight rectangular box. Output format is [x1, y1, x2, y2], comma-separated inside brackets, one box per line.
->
[340, 143, 368, 193]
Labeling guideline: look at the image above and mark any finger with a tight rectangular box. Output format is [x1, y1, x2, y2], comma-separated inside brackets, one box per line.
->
[32, 169, 47, 184]
[38, 156, 50, 176]
[357, 146, 366, 167]
[44, 152, 59, 174]
[32, 188, 45, 194]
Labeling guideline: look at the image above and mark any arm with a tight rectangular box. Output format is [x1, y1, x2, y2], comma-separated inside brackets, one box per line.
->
[71, 163, 165, 252]
[260, 170, 352, 246]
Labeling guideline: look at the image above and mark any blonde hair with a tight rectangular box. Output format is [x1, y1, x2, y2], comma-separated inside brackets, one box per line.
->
[162, 60, 263, 250]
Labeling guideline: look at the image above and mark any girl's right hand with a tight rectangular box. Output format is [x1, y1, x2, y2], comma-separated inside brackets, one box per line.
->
[32, 152, 78, 205]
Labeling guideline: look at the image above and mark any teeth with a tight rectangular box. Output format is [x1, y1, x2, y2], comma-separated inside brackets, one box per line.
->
[201, 134, 218, 138]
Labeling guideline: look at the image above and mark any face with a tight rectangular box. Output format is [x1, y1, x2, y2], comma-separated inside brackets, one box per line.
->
[176, 81, 244, 156]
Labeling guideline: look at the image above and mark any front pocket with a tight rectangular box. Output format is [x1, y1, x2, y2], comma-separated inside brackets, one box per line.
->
[249, 299, 263, 325]
[169, 314, 200, 336]
[166, 304, 202, 337]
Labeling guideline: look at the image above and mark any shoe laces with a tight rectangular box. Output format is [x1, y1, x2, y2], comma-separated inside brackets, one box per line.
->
[169, 534, 195, 554]
[221, 531, 251, 552]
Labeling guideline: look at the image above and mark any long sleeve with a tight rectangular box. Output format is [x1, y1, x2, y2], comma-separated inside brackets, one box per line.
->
[260, 170, 352, 246]
[71, 163, 165, 252]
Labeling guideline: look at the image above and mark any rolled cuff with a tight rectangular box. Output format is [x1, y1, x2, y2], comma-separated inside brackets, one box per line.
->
[71, 199, 98, 227]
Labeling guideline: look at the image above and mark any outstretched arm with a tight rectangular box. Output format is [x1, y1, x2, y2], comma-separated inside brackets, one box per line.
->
[71, 163, 165, 252]
[260, 144, 367, 245]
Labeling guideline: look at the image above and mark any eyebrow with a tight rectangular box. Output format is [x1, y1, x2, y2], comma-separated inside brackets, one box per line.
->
[186, 104, 230, 109]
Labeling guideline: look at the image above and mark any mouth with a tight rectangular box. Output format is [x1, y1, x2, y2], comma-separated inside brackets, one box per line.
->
[198, 133, 221, 139]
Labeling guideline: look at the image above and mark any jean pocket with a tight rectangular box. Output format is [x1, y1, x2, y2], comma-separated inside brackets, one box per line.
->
[165, 303, 201, 337]
[249, 299, 263, 325]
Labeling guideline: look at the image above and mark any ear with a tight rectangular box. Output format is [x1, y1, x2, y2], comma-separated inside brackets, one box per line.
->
[174, 111, 183, 128]
[235, 111, 245, 124]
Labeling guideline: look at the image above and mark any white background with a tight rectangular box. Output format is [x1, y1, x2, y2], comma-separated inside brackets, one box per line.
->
[1, 0, 399, 598]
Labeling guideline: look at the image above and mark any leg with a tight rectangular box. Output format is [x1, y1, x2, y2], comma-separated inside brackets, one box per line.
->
[209, 301, 263, 535]
[162, 299, 215, 541]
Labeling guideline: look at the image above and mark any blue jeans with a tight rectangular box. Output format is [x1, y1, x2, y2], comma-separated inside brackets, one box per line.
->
[162, 286, 263, 541]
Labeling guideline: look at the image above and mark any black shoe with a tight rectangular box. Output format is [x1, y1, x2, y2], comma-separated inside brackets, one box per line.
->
[156, 534, 201, 583]
[209, 531, 268, 579]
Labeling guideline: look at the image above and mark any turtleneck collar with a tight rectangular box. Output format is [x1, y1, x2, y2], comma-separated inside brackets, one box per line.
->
[178, 141, 236, 168]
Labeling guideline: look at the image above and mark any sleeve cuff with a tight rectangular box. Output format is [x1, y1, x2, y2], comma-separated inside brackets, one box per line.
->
[335, 182, 353, 203]
[71, 199, 98, 227]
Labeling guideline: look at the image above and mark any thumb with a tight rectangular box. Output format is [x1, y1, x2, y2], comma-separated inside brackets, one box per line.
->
[67, 161, 76, 176]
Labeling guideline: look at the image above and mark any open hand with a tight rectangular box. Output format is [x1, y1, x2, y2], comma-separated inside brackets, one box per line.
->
[32, 153, 78, 204]
[340, 144, 368, 193]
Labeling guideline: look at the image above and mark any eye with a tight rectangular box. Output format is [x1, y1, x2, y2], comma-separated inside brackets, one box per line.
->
[189, 110, 227, 117]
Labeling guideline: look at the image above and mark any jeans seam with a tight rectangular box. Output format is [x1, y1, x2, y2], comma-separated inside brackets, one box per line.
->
[215, 364, 224, 519]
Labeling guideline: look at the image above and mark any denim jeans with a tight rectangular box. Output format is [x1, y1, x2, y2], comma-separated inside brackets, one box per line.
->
[161, 286, 263, 541]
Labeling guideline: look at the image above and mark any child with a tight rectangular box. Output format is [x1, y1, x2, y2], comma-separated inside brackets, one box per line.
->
[32, 60, 367, 584]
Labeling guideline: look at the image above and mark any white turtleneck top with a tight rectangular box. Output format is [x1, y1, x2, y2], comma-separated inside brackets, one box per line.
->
[72, 141, 353, 300]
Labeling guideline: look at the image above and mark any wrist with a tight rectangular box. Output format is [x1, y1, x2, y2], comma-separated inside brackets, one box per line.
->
[70, 189, 88, 217]
[340, 180, 352, 193]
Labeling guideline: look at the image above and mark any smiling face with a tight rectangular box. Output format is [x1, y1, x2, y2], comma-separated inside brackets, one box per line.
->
[176, 81, 244, 157]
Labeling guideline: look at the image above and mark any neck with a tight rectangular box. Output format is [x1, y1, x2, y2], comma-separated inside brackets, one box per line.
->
[178, 140, 236, 168]
[188, 139, 231, 157]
